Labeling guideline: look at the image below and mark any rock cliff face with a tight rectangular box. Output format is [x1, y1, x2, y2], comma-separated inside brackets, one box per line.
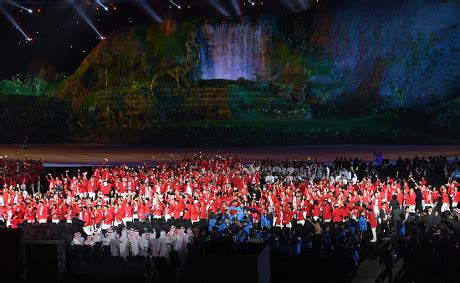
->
[59, 0, 459, 108]
[55, 19, 196, 107]
[302, 0, 460, 106]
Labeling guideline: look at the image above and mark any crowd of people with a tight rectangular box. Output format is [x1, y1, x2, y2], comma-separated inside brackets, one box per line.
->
[0, 157, 43, 193]
[1, 154, 460, 280]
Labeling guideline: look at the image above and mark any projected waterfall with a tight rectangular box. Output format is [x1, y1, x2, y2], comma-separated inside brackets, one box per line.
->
[199, 22, 270, 81]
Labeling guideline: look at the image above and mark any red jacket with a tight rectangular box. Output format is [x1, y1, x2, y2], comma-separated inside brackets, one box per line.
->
[368, 211, 377, 228]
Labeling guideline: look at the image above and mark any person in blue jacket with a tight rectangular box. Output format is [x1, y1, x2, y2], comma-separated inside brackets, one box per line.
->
[218, 218, 232, 233]
[208, 212, 217, 232]
[227, 201, 244, 221]
[242, 217, 253, 236]
[358, 211, 368, 233]
[260, 208, 273, 229]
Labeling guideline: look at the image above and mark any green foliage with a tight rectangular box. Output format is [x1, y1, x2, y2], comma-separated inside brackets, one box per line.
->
[0, 74, 54, 96]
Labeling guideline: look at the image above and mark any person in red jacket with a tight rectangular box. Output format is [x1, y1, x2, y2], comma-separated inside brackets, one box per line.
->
[153, 201, 163, 219]
[408, 188, 416, 212]
[190, 200, 200, 223]
[453, 187, 460, 209]
[368, 208, 378, 242]
[323, 201, 332, 222]
[332, 204, 343, 223]
[114, 203, 124, 226]
[312, 200, 321, 221]
[440, 187, 450, 212]
[100, 205, 111, 230]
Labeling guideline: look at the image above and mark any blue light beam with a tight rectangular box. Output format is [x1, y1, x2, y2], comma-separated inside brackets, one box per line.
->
[0, 6, 32, 41]
[8, 0, 33, 13]
[137, 0, 162, 23]
[230, 0, 241, 16]
[71, 0, 105, 39]
[209, 0, 230, 17]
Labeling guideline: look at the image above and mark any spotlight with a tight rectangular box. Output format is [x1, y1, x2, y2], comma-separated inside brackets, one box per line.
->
[169, 0, 181, 10]
[209, 0, 230, 16]
[0, 6, 31, 41]
[96, 0, 109, 12]
[8, 1, 34, 14]
[100, 36, 106, 40]
[248, 0, 255, 6]
[71, 0, 105, 39]
[230, 0, 241, 16]
[136, 0, 162, 23]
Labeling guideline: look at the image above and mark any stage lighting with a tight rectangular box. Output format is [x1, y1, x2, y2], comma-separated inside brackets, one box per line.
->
[96, 0, 109, 12]
[169, 0, 181, 10]
[8, 1, 34, 14]
[136, 0, 162, 23]
[71, 0, 105, 39]
[209, 0, 230, 17]
[230, 0, 241, 16]
[0, 6, 31, 41]
[248, 0, 255, 6]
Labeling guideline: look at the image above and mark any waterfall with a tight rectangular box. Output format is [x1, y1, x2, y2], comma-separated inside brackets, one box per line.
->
[199, 22, 270, 81]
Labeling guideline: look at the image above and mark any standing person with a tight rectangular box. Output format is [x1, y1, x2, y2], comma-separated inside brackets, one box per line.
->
[129, 230, 141, 256]
[148, 230, 160, 257]
[369, 208, 378, 242]
[138, 231, 150, 257]
[440, 187, 450, 212]
[158, 230, 172, 267]
[119, 227, 130, 259]
[358, 210, 368, 238]
[423, 206, 435, 232]
[408, 188, 416, 213]
[379, 202, 389, 239]
[108, 231, 121, 257]
[260, 208, 273, 229]
[390, 201, 402, 232]
[376, 244, 395, 283]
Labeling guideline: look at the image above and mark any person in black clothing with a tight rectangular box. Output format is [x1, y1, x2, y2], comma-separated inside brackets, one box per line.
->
[379, 202, 389, 239]
[423, 206, 435, 232]
[389, 195, 400, 211]
[376, 243, 395, 283]
[390, 197, 402, 230]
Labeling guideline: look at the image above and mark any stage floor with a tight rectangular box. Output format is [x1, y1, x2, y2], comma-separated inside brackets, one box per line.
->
[1, 144, 460, 166]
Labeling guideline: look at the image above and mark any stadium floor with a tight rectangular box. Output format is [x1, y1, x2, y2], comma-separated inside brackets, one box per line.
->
[1, 144, 460, 166]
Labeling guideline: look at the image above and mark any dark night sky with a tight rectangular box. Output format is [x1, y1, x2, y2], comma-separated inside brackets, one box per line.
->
[0, 0, 297, 80]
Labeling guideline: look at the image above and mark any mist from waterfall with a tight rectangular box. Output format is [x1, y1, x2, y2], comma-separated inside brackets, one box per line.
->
[199, 22, 270, 81]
